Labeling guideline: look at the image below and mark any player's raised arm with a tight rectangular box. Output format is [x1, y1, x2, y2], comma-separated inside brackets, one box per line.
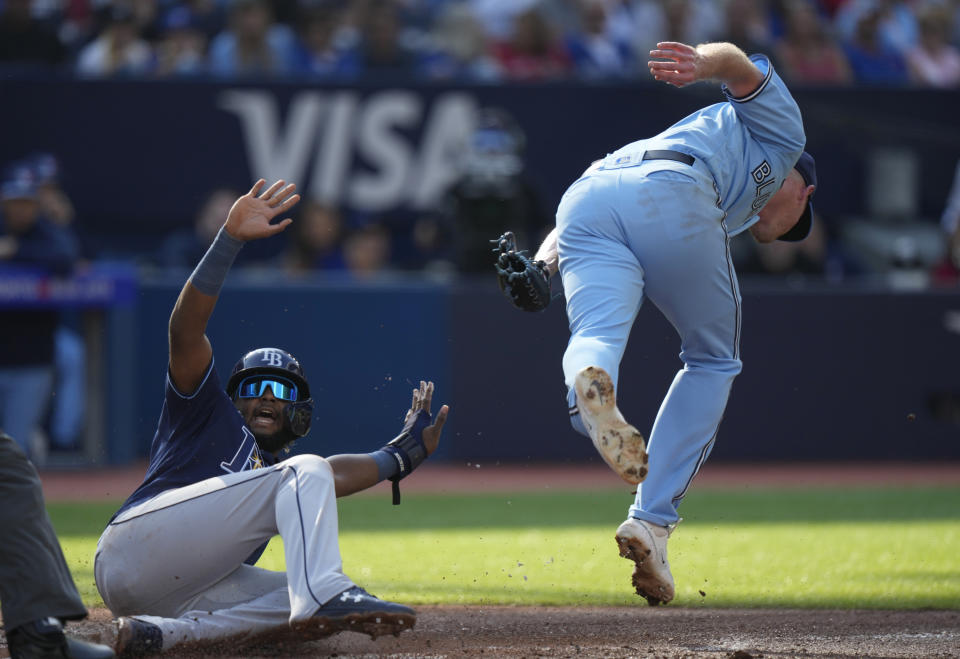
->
[168, 179, 300, 393]
[648, 41, 764, 97]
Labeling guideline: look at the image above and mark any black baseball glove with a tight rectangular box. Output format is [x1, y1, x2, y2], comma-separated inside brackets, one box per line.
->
[492, 231, 551, 312]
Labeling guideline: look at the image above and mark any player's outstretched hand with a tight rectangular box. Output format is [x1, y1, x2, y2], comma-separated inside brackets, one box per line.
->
[404, 380, 449, 456]
[648, 41, 701, 87]
[224, 179, 301, 242]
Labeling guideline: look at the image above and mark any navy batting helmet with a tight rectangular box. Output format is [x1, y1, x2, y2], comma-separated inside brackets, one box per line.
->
[226, 347, 313, 441]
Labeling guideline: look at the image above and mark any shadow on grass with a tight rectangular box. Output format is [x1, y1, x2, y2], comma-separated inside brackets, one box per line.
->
[336, 488, 960, 531]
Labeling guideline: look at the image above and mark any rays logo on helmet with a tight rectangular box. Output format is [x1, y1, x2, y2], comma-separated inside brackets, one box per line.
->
[261, 349, 284, 367]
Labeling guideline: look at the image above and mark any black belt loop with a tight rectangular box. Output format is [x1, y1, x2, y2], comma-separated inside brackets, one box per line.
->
[642, 150, 695, 166]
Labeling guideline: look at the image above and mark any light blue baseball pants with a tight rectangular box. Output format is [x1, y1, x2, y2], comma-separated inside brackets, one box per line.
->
[557, 162, 743, 527]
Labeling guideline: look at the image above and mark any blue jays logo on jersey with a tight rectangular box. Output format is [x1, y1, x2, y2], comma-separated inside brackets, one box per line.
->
[750, 160, 779, 212]
[220, 427, 268, 473]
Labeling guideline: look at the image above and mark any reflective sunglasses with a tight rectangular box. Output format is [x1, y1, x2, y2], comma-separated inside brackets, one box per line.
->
[237, 376, 299, 402]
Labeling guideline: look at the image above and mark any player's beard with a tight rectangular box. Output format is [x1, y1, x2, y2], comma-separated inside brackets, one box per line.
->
[254, 429, 290, 455]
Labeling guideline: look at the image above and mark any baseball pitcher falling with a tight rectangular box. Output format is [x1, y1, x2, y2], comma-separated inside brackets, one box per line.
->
[494, 41, 816, 605]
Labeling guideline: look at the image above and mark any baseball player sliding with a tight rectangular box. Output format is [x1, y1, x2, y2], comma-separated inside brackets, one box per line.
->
[94, 180, 449, 654]
[495, 41, 816, 605]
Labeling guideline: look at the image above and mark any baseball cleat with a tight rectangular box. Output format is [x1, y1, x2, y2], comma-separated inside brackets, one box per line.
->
[574, 366, 648, 484]
[115, 617, 162, 656]
[615, 517, 675, 606]
[295, 586, 416, 640]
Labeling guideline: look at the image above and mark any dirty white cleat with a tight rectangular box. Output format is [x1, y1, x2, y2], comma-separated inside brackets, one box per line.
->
[615, 518, 675, 606]
[574, 365, 648, 484]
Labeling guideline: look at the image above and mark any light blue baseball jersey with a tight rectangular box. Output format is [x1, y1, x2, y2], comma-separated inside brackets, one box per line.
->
[600, 55, 805, 236]
[557, 54, 808, 528]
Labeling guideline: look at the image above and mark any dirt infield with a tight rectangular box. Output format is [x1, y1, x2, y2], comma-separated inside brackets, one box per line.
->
[15, 462, 960, 658]
[27, 605, 960, 658]
[36, 460, 960, 501]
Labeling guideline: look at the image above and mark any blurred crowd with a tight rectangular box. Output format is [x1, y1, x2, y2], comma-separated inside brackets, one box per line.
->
[0, 0, 958, 87]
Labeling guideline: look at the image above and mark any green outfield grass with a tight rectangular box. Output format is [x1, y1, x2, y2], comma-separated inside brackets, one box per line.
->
[50, 486, 960, 610]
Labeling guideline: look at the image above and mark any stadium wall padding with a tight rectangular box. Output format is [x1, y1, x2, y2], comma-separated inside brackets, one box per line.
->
[112, 278, 960, 464]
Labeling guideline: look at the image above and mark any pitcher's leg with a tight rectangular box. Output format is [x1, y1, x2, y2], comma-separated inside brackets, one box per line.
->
[558, 213, 650, 482]
[560, 245, 644, 394]
[555, 171, 651, 482]
[629, 363, 739, 526]
[630, 226, 742, 526]
[559, 231, 645, 432]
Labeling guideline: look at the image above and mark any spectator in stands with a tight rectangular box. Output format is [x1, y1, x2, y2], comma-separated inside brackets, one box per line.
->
[0, 0, 66, 68]
[294, 6, 360, 78]
[207, 0, 297, 77]
[30, 153, 75, 228]
[33, 0, 91, 55]
[835, 0, 919, 57]
[281, 199, 348, 275]
[75, 4, 155, 77]
[169, 0, 229, 42]
[419, 1, 500, 81]
[841, 7, 910, 85]
[944, 160, 960, 244]
[723, 0, 773, 57]
[155, 5, 208, 76]
[352, 0, 420, 78]
[564, 0, 634, 79]
[906, 4, 960, 88]
[817, 0, 849, 20]
[127, 0, 163, 43]
[468, 0, 541, 42]
[155, 188, 238, 270]
[29, 153, 87, 454]
[932, 158, 960, 285]
[775, 0, 853, 85]
[950, 0, 960, 49]
[0, 162, 80, 463]
[492, 5, 572, 80]
[607, 0, 724, 69]
[343, 222, 393, 279]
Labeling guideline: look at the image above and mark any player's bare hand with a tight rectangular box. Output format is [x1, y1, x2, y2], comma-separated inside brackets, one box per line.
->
[648, 42, 702, 87]
[406, 380, 450, 456]
[223, 179, 301, 241]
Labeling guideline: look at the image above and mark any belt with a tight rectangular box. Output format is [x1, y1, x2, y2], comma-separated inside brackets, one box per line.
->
[642, 150, 695, 166]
